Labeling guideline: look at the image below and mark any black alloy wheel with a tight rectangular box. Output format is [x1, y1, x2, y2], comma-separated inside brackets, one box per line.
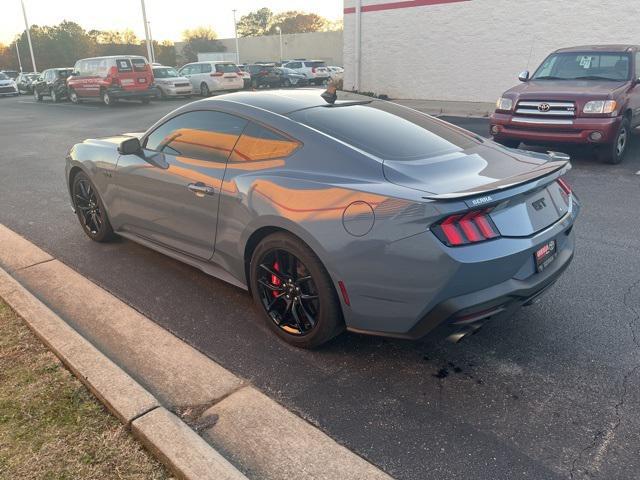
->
[600, 117, 630, 164]
[250, 232, 344, 348]
[72, 172, 115, 242]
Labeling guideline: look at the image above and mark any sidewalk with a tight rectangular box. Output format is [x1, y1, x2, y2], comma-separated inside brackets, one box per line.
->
[0, 224, 393, 480]
[392, 99, 495, 117]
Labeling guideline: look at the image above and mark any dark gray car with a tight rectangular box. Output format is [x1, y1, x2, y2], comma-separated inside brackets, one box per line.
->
[65, 90, 579, 348]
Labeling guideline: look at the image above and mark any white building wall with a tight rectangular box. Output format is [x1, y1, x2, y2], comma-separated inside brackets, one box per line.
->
[344, 0, 640, 102]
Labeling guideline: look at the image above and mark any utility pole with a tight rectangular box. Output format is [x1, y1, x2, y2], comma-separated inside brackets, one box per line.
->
[147, 21, 156, 63]
[232, 9, 240, 64]
[20, 0, 37, 72]
[15, 39, 23, 72]
[276, 26, 283, 63]
[140, 0, 153, 63]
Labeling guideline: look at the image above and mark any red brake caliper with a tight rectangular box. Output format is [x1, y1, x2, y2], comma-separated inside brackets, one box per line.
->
[271, 261, 281, 297]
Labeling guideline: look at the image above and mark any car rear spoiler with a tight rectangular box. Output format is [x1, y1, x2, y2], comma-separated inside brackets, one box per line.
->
[422, 158, 570, 201]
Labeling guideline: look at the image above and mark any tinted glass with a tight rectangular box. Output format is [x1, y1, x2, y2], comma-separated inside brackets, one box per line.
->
[145, 111, 248, 163]
[153, 67, 179, 78]
[131, 58, 147, 72]
[532, 52, 631, 81]
[57, 69, 73, 79]
[289, 102, 478, 161]
[215, 63, 237, 73]
[116, 59, 133, 73]
[231, 122, 300, 162]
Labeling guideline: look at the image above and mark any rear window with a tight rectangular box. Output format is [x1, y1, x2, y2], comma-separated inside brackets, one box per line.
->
[215, 63, 238, 73]
[131, 58, 148, 72]
[57, 69, 72, 79]
[289, 102, 478, 161]
[116, 59, 133, 73]
[306, 61, 326, 68]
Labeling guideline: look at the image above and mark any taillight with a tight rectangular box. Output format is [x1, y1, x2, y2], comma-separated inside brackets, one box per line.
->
[556, 177, 571, 195]
[211, 72, 224, 77]
[432, 209, 500, 247]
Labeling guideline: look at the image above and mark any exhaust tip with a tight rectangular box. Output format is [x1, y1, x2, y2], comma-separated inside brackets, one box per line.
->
[447, 323, 483, 343]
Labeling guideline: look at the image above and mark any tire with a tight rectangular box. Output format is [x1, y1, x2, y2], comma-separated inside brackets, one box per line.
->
[251, 79, 258, 89]
[249, 232, 345, 348]
[50, 88, 59, 103]
[155, 87, 164, 99]
[200, 82, 210, 97]
[495, 138, 520, 149]
[102, 90, 116, 106]
[69, 89, 80, 104]
[33, 89, 42, 101]
[72, 172, 116, 243]
[283, 79, 291, 88]
[598, 117, 630, 164]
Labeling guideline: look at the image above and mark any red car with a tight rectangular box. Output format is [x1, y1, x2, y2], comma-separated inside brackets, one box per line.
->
[67, 55, 156, 106]
[490, 45, 640, 164]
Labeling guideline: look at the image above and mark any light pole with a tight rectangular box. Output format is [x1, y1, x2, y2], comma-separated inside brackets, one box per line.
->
[275, 26, 283, 63]
[20, 0, 37, 72]
[232, 9, 240, 64]
[140, 0, 153, 63]
[15, 39, 23, 72]
[147, 21, 156, 63]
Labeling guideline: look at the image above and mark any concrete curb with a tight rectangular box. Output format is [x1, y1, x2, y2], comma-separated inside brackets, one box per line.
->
[0, 223, 394, 479]
[0, 264, 248, 480]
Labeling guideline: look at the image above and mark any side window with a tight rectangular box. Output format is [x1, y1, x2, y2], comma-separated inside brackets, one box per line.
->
[290, 62, 302, 69]
[144, 111, 248, 163]
[201, 63, 212, 73]
[180, 65, 191, 75]
[231, 122, 300, 162]
[116, 59, 133, 73]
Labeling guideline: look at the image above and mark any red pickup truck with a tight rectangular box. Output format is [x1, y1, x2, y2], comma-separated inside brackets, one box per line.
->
[490, 45, 640, 164]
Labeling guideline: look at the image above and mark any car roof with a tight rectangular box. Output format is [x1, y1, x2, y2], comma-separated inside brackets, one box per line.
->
[77, 55, 147, 61]
[554, 44, 639, 53]
[195, 89, 372, 116]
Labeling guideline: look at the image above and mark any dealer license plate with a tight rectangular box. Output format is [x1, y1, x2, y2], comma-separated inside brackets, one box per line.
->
[535, 240, 557, 273]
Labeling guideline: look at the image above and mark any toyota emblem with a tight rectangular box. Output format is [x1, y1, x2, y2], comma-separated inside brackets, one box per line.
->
[538, 103, 551, 112]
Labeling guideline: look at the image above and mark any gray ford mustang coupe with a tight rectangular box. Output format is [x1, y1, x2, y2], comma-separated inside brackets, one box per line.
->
[65, 89, 580, 348]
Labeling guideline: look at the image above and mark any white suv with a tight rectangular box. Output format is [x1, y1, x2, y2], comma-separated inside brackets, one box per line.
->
[178, 61, 243, 96]
[282, 60, 330, 85]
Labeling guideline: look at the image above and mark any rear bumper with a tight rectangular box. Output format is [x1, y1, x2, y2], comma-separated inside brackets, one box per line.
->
[107, 87, 156, 99]
[157, 85, 192, 97]
[344, 196, 579, 340]
[490, 112, 621, 144]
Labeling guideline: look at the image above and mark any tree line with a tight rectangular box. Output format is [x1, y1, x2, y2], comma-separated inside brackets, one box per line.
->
[0, 9, 340, 71]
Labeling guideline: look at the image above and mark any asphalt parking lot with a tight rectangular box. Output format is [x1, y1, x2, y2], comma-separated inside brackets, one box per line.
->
[1, 93, 639, 480]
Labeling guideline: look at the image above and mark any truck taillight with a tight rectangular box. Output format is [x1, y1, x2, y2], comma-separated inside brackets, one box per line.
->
[432, 209, 500, 247]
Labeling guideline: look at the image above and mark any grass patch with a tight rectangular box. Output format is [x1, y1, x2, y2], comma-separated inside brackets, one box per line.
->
[0, 300, 172, 480]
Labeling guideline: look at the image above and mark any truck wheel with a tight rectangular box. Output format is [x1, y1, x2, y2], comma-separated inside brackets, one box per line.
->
[102, 90, 116, 106]
[69, 89, 80, 104]
[599, 117, 630, 165]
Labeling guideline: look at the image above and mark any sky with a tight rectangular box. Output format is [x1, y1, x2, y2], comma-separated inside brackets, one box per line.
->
[0, 0, 343, 45]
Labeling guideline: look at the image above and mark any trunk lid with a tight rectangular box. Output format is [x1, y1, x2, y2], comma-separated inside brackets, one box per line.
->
[383, 144, 571, 237]
[114, 58, 153, 91]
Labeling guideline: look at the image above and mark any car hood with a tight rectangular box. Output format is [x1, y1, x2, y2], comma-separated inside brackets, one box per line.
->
[382, 142, 568, 198]
[505, 79, 628, 100]
[0, 80, 14, 86]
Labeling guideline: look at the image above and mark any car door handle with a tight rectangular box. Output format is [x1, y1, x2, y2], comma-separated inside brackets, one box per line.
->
[188, 182, 215, 197]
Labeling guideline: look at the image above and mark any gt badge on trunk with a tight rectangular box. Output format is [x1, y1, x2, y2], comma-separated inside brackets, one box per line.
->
[535, 240, 557, 273]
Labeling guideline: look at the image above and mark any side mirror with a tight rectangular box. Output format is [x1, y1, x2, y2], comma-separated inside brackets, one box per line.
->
[118, 137, 142, 155]
[518, 70, 530, 82]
